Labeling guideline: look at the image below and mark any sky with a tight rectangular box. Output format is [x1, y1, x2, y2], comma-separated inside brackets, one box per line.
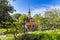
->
[9, 0, 60, 16]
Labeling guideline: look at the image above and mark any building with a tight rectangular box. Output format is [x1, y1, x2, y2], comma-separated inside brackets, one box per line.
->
[25, 8, 38, 32]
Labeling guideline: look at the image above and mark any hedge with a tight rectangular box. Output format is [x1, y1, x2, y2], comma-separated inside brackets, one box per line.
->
[17, 31, 60, 40]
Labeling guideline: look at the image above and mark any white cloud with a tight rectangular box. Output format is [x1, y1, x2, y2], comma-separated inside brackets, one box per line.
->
[31, 8, 46, 16]
[50, 5, 60, 9]
[31, 5, 60, 16]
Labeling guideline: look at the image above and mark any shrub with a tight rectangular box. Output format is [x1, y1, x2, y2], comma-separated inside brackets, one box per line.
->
[17, 31, 60, 40]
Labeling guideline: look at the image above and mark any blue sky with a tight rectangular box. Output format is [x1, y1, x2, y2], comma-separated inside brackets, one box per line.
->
[9, 0, 60, 16]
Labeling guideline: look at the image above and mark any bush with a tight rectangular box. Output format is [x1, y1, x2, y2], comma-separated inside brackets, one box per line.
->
[17, 31, 60, 40]
[0, 31, 60, 40]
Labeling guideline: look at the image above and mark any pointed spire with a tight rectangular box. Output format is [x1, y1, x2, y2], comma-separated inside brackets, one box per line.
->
[28, 8, 30, 14]
[28, 8, 31, 18]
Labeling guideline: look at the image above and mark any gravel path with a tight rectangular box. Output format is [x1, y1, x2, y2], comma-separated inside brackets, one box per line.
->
[0, 35, 6, 38]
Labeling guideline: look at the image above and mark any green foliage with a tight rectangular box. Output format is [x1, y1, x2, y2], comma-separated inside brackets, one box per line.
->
[0, 34, 14, 40]
[0, 0, 14, 22]
[0, 30, 60, 40]
[0, 1, 60, 39]
[12, 22, 23, 33]
[33, 8, 60, 31]
[33, 14, 43, 30]
[0, 22, 12, 28]
[0, 29, 6, 34]
[19, 14, 29, 23]
[17, 31, 60, 40]
[0, 0, 14, 29]
[11, 13, 21, 20]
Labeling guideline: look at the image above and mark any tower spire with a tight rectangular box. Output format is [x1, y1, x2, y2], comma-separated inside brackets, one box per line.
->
[28, 8, 31, 18]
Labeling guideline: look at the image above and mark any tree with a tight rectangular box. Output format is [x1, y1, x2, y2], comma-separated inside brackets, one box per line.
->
[0, 0, 15, 28]
[0, 0, 14, 22]
[11, 13, 21, 21]
[45, 8, 60, 18]
[19, 14, 29, 33]
[33, 8, 60, 31]
[44, 8, 60, 30]
[33, 14, 43, 30]
[19, 14, 29, 23]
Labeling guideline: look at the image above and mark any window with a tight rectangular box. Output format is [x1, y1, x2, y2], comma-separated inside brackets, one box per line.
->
[33, 25, 34, 28]
[27, 25, 31, 29]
